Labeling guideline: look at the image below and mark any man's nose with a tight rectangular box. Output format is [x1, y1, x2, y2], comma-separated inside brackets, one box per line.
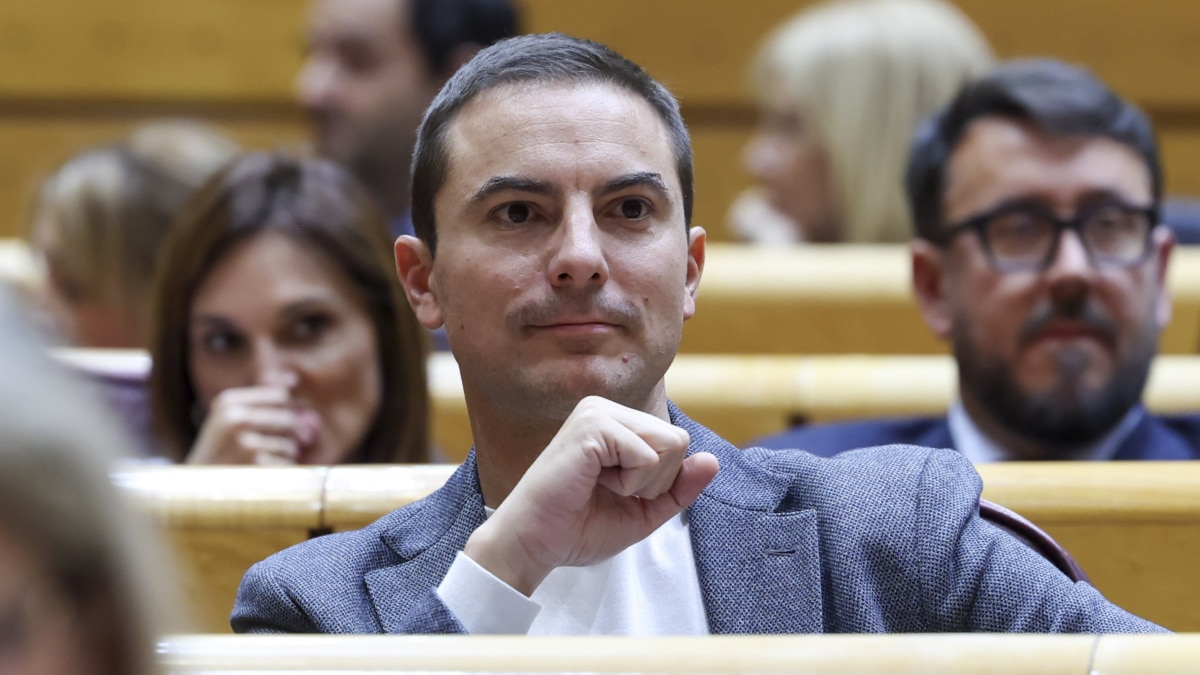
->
[1043, 229, 1096, 302]
[547, 201, 608, 289]
[295, 57, 336, 109]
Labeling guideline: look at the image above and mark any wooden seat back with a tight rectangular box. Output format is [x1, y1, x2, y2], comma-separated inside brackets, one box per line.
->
[116, 461, 1200, 633]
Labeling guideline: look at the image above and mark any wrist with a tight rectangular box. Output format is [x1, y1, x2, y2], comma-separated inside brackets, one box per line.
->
[463, 518, 552, 597]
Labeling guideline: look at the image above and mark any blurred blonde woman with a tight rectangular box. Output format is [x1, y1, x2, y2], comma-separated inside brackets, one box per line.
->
[0, 288, 178, 674]
[30, 121, 238, 347]
[736, 0, 993, 243]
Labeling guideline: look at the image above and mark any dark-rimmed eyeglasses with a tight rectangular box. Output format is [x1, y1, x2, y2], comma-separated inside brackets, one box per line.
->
[932, 199, 1158, 272]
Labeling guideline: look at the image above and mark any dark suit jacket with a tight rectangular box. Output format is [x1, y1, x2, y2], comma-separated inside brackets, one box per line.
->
[232, 405, 1162, 634]
[750, 411, 1200, 460]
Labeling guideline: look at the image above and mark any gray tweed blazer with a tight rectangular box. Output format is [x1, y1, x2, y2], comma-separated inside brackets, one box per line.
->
[232, 405, 1164, 634]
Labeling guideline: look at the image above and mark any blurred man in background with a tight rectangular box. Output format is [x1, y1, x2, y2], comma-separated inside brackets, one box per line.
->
[297, 0, 518, 239]
[753, 60, 1200, 462]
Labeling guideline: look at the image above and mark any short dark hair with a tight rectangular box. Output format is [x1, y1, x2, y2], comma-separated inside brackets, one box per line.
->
[409, 0, 519, 76]
[906, 59, 1162, 241]
[149, 154, 429, 464]
[410, 32, 694, 255]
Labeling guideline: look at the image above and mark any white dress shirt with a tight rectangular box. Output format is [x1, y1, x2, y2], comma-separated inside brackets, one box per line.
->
[437, 510, 710, 635]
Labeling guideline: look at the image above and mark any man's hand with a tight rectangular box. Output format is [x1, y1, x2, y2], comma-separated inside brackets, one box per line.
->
[462, 396, 720, 595]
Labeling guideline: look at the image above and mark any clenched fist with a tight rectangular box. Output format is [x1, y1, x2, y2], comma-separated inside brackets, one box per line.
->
[463, 396, 720, 595]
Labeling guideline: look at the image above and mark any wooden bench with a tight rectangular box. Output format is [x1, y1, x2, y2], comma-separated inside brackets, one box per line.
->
[434, 352, 1200, 459]
[978, 463, 1200, 634]
[680, 244, 1200, 355]
[117, 461, 1200, 633]
[112, 466, 329, 634]
[51, 347, 1200, 461]
[110, 464, 455, 633]
[155, 633, 1113, 673]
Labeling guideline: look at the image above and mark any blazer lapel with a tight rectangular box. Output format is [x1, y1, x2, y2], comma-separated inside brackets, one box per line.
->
[364, 455, 487, 633]
[689, 495, 823, 634]
[670, 402, 825, 634]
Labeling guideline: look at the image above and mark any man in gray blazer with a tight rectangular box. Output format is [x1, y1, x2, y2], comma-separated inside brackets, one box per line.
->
[233, 33, 1162, 635]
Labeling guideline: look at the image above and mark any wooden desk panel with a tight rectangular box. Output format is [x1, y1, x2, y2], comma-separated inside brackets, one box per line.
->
[113, 466, 326, 633]
[682, 244, 1200, 355]
[0, 115, 306, 238]
[979, 462, 1200, 632]
[116, 461, 1200, 634]
[429, 352, 1200, 462]
[168, 528, 310, 635]
[157, 633, 1098, 673]
[323, 465, 456, 532]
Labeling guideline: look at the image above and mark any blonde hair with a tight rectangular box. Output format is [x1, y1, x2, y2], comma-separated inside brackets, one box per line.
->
[32, 121, 238, 341]
[0, 288, 180, 674]
[752, 0, 992, 242]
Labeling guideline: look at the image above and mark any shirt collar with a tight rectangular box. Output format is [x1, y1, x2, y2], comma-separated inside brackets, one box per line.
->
[947, 400, 1146, 463]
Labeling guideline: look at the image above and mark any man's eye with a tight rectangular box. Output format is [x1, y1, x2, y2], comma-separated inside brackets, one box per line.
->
[500, 203, 532, 223]
[339, 47, 378, 75]
[616, 198, 651, 219]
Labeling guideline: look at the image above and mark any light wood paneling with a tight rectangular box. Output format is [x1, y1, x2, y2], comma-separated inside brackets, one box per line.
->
[120, 462, 1200, 634]
[0, 114, 307, 238]
[3, 1, 1198, 109]
[156, 633, 1100, 672]
[323, 464, 456, 531]
[428, 352, 1200, 461]
[680, 244, 1200, 355]
[112, 465, 327, 633]
[1093, 634, 1200, 674]
[980, 462, 1200, 631]
[0, 0, 305, 101]
[522, 0, 1200, 110]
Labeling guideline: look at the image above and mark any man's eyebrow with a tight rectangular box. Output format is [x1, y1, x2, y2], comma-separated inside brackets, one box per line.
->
[598, 172, 670, 199]
[468, 176, 558, 204]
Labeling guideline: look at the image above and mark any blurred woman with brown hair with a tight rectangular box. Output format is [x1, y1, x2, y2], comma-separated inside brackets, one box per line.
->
[148, 153, 429, 465]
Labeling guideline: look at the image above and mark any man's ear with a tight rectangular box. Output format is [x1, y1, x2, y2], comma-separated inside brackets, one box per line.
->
[911, 239, 953, 340]
[683, 226, 706, 321]
[394, 235, 444, 329]
[1153, 225, 1176, 330]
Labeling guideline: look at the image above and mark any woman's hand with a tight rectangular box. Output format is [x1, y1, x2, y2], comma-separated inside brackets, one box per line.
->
[187, 386, 320, 465]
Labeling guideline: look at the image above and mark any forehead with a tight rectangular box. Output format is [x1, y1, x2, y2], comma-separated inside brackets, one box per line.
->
[438, 81, 680, 199]
[306, 0, 406, 46]
[943, 116, 1152, 221]
[192, 232, 354, 311]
